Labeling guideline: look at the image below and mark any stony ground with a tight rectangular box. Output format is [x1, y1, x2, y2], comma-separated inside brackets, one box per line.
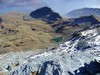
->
[0, 27, 100, 75]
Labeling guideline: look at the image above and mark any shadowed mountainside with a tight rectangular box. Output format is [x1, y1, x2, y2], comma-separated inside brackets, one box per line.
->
[71, 15, 100, 25]
[30, 7, 62, 24]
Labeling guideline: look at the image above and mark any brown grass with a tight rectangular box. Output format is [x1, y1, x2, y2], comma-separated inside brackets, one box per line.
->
[0, 12, 61, 54]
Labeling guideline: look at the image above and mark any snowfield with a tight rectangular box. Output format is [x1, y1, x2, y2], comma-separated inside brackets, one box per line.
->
[0, 28, 100, 75]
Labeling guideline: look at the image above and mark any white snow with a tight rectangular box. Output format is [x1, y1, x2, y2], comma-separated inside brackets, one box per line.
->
[0, 28, 100, 75]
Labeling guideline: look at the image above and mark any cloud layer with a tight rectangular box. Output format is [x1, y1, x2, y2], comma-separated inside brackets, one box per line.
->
[0, 0, 100, 14]
[0, 0, 46, 14]
[0, 0, 45, 13]
[0, 0, 44, 6]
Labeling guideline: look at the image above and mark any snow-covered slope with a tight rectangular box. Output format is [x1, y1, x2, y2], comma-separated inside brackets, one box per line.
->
[0, 27, 100, 75]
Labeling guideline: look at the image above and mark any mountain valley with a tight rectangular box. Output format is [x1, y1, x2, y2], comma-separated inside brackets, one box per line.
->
[0, 6, 100, 75]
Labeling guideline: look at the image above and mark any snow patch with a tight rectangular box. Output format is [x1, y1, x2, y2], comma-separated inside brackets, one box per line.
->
[0, 28, 100, 75]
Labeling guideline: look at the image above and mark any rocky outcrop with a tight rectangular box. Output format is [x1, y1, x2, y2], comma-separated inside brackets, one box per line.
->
[32, 71, 38, 75]
[38, 61, 62, 75]
[30, 7, 62, 24]
[0, 26, 99, 75]
[74, 60, 100, 75]
[30, 7, 53, 19]
[51, 15, 100, 34]
[71, 15, 100, 25]
[0, 18, 2, 24]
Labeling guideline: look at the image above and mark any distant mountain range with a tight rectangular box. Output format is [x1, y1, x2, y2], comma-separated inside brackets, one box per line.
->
[29, 7, 100, 34]
[66, 8, 100, 18]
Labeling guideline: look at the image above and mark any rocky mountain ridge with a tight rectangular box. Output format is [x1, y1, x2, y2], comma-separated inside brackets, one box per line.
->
[30, 7, 62, 24]
[0, 26, 100, 75]
[71, 15, 100, 25]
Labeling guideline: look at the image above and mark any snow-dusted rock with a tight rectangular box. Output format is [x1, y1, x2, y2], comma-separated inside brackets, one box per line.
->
[0, 27, 100, 75]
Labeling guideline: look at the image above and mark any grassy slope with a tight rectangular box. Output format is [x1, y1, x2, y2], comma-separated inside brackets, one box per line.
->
[0, 12, 89, 54]
[0, 12, 61, 54]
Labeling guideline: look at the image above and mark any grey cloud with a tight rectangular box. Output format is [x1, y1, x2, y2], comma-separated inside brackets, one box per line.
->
[0, 0, 46, 14]
[0, 0, 45, 8]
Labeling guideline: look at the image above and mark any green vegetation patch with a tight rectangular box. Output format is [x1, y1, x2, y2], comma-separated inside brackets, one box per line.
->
[51, 37, 63, 43]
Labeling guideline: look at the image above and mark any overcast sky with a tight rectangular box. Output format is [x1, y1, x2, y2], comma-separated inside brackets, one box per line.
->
[0, 0, 100, 15]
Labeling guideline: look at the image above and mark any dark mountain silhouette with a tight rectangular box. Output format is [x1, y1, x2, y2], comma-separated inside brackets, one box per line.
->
[30, 7, 62, 24]
[53, 15, 100, 34]
[0, 18, 2, 23]
[74, 60, 100, 75]
[30, 7, 53, 18]
[71, 15, 100, 25]
[0, 18, 2, 25]
[66, 8, 100, 18]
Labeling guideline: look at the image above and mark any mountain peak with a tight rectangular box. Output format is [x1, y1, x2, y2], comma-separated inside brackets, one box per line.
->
[30, 7, 53, 19]
[72, 15, 100, 25]
[90, 15, 100, 22]
[30, 7, 62, 24]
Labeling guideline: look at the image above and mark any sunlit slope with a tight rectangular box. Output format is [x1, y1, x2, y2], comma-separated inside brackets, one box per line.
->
[0, 12, 60, 54]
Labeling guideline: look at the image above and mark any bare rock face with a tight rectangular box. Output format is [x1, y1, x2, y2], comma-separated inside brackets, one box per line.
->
[3, 26, 100, 75]
[72, 15, 100, 25]
[74, 60, 100, 75]
[30, 7, 62, 24]
[0, 18, 2, 24]
[30, 7, 53, 19]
